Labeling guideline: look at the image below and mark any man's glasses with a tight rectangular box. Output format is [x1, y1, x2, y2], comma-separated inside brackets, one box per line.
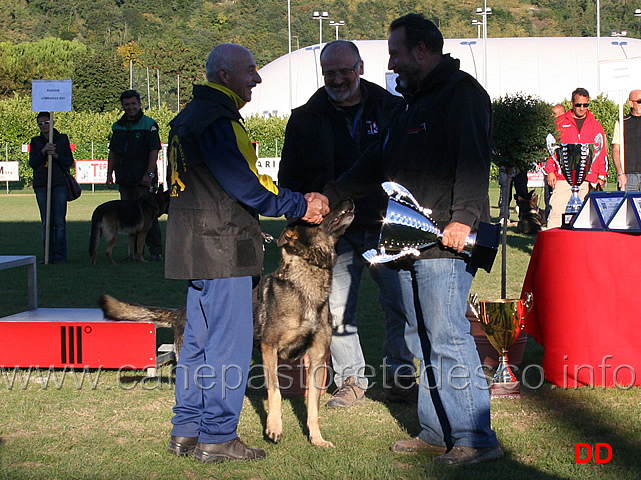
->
[631, 99, 641, 104]
[574, 103, 589, 108]
[37, 121, 50, 126]
[322, 61, 360, 80]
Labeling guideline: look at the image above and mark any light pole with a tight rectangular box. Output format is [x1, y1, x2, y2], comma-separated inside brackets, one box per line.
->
[461, 41, 478, 79]
[313, 11, 329, 47]
[611, 31, 629, 59]
[636, 9, 641, 36]
[329, 19, 345, 40]
[475, 4, 492, 89]
[472, 19, 482, 39]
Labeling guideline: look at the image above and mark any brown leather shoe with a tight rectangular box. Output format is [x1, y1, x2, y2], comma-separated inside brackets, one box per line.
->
[390, 437, 447, 455]
[326, 376, 366, 408]
[193, 437, 266, 463]
[433, 445, 504, 465]
[167, 436, 198, 456]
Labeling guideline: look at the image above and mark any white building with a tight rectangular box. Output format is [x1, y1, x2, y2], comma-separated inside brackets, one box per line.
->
[245, 37, 641, 118]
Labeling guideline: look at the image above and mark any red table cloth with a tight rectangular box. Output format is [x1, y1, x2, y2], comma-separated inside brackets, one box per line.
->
[521, 228, 641, 387]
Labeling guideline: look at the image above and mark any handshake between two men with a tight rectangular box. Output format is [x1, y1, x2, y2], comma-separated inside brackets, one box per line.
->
[301, 192, 331, 224]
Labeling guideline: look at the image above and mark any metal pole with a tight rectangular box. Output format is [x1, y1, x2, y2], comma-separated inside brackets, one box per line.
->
[177, 74, 180, 112]
[596, 0, 601, 93]
[129, 59, 133, 89]
[483, 0, 488, 90]
[44, 112, 54, 265]
[146, 67, 151, 109]
[288, 0, 292, 112]
[91, 141, 95, 193]
[157, 70, 161, 110]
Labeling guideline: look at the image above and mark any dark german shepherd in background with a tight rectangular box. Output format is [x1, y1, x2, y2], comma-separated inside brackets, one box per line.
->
[89, 189, 170, 264]
[99, 198, 355, 448]
[516, 190, 544, 235]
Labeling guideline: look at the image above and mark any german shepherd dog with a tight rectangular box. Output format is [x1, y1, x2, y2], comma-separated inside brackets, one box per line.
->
[99, 198, 355, 448]
[89, 189, 170, 264]
[516, 190, 544, 235]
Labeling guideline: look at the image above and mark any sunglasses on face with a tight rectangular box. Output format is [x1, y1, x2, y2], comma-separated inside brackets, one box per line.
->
[631, 99, 641, 104]
[574, 103, 589, 108]
[37, 121, 50, 126]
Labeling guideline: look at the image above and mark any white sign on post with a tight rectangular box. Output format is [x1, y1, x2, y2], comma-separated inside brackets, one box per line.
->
[31, 79, 73, 265]
[0, 162, 19, 181]
[31, 80, 72, 112]
[599, 58, 641, 99]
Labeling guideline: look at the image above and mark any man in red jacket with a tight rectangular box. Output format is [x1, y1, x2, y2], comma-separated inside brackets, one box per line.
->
[545, 88, 608, 228]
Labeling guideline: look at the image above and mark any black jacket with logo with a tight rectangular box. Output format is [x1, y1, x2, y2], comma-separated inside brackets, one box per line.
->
[279, 78, 401, 231]
[325, 55, 491, 260]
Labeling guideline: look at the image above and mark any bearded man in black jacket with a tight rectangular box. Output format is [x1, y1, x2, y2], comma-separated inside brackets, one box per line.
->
[324, 14, 502, 466]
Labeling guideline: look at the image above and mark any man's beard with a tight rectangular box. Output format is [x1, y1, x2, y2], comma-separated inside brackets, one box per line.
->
[325, 82, 358, 104]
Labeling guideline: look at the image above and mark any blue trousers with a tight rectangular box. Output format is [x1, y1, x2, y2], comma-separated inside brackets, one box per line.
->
[398, 258, 498, 448]
[329, 232, 414, 389]
[171, 276, 253, 444]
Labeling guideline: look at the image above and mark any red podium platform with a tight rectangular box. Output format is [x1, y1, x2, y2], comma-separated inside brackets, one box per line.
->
[0, 308, 174, 375]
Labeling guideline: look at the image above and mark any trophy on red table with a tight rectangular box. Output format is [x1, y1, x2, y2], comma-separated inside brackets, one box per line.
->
[362, 182, 500, 273]
[546, 133, 602, 227]
[469, 293, 533, 398]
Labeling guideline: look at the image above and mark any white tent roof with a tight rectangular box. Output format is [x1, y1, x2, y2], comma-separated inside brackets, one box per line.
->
[244, 37, 641, 117]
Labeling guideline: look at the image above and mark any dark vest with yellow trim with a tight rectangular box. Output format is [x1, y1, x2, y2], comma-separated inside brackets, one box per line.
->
[165, 84, 263, 280]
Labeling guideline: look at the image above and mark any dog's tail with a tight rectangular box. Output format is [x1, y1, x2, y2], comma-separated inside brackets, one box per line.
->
[99, 294, 184, 328]
[89, 207, 104, 264]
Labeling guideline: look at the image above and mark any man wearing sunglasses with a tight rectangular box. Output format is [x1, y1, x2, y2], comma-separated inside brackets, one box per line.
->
[545, 87, 608, 228]
[612, 89, 641, 192]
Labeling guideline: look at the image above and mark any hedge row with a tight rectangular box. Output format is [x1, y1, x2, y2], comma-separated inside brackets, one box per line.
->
[0, 93, 624, 189]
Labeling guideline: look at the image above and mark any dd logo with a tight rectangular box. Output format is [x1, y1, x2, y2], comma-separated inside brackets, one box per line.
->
[574, 443, 612, 463]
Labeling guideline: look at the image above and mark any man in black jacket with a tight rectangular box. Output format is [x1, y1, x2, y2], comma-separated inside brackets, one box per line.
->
[324, 15, 502, 465]
[279, 40, 416, 408]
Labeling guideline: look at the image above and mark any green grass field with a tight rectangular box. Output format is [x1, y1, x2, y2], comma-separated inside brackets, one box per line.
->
[0, 186, 639, 480]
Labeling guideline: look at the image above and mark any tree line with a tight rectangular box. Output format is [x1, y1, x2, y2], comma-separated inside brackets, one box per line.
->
[0, 0, 639, 109]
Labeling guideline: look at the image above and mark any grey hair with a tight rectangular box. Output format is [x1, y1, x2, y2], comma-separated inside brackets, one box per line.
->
[205, 43, 249, 81]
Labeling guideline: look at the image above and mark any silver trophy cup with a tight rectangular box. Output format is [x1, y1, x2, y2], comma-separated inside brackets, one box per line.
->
[362, 182, 499, 273]
[546, 133, 601, 225]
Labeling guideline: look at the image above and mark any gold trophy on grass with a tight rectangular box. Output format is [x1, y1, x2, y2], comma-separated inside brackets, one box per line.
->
[469, 293, 533, 398]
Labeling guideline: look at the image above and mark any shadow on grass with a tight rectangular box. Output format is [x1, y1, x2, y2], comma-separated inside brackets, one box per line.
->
[245, 381, 312, 444]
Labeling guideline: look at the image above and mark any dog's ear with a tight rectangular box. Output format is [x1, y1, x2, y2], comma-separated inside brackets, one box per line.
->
[277, 228, 298, 247]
